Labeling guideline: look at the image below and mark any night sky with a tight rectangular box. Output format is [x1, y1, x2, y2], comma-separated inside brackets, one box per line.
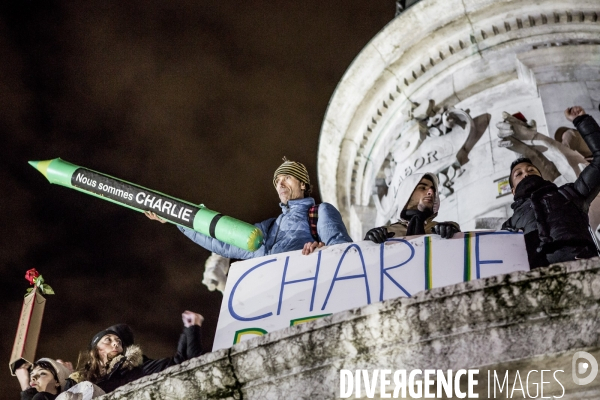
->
[0, 1, 392, 395]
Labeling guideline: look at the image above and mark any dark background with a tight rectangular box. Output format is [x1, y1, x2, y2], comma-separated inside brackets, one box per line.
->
[0, 0, 392, 396]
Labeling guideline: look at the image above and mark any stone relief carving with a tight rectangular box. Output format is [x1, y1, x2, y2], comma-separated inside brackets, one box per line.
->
[495, 112, 600, 237]
[373, 100, 489, 225]
[202, 253, 230, 293]
[415, 103, 457, 137]
[495, 112, 587, 183]
[343, 10, 600, 221]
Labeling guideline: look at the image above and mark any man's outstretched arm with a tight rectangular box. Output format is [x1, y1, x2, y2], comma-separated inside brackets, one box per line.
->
[145, 211, 266, 259]
[569, 107, 600, 208]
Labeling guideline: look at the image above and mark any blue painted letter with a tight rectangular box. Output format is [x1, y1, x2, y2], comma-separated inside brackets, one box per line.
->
[277, 251, 322, 315]
[228, 258, 278, 321]
[379, 238, 415, 300]
[475, 232, 506, 279]
[321, 244, 371, 310]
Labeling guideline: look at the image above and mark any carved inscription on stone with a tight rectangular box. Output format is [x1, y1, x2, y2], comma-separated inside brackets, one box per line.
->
[374, 102, 483, 225]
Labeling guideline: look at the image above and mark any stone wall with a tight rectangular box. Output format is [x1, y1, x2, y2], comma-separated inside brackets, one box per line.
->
[102, 258, 600, 399]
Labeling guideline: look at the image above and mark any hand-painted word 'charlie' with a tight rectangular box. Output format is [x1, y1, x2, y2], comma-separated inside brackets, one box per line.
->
[213, 232, 529, 350]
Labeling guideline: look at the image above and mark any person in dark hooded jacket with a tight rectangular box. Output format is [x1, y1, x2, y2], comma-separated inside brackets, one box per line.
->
[502, 106, 600, 268]
[65, 310, 203, 394]
[364, 172, 460, 243]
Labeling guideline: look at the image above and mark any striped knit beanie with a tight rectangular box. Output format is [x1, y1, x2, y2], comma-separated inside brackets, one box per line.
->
[273, 157, 310, 188]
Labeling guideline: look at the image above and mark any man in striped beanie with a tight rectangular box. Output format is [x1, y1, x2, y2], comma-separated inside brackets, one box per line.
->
[267, 157, 352, 255]
[272, 157, 312, 204]
[147, 157, 352, 259]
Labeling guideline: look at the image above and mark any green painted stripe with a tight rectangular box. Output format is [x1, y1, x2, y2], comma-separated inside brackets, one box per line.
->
[289, 313, 332, 326]
[424, 236, 433, 290]
[463, 233, 472, 281]
[233, 328, 268, 344]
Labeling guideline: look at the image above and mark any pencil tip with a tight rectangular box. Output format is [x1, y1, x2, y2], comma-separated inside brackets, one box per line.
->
[28, 159, 53, 180]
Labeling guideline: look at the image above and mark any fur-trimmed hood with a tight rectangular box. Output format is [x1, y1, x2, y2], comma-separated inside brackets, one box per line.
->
[69, 345, 144, 384]
[105, 345, 143, 375]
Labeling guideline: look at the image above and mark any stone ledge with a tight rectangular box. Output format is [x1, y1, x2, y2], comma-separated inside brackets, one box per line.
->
[102, 258, 600, 399]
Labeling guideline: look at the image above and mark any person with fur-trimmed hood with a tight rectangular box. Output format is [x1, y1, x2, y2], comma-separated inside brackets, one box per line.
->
[64, 311, 203, 394]
[502, 106, 600, 269]
[364, 172, 460, 243]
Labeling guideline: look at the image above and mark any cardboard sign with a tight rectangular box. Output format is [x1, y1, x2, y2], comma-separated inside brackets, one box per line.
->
[9, 291, 46, 375]
[213, 232, 529, 351]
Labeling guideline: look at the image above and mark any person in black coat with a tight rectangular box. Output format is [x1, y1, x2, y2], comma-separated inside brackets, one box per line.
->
[502, 106, 600, 268]
[65, 310, 204, 394]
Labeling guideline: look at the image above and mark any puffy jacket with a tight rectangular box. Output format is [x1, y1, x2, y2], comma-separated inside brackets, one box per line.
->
[179, 197, 352, 259]
[502, 114, 600, 268]
[65, 325, 202, 394]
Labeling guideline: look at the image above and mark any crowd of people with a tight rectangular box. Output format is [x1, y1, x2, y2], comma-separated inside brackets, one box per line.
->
[16, 106, 600, 398]
[17, 311, 203, 399]
[149, 105, 600, 269]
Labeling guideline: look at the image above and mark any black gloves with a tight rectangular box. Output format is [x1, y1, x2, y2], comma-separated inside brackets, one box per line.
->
[366, 223, 459, 242]
[364, 227, 395, 243]
[433, 222, 459, 239]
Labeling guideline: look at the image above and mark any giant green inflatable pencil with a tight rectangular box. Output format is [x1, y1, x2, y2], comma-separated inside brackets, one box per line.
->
[29, 158, 263, 252]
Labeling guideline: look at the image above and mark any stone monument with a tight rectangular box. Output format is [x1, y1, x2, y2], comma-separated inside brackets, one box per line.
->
[317, 0, 600, 239]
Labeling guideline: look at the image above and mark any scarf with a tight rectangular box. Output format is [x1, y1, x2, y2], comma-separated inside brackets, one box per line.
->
[400, 208, 433, 236]
[513, 175, 556, 200]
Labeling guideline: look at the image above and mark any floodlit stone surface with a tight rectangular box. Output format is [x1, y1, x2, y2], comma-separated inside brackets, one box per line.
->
[317, 0, 600, 237]
[101, 258, 600, 399]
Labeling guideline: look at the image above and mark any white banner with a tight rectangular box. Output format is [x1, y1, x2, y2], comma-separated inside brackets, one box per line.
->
[213, 232, 529, 351]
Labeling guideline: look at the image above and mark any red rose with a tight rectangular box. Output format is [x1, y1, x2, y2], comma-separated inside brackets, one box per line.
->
[25, 268, 40, 285]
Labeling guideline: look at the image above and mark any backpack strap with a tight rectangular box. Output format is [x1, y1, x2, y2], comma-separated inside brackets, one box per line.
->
[308, 204, 320, 242]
